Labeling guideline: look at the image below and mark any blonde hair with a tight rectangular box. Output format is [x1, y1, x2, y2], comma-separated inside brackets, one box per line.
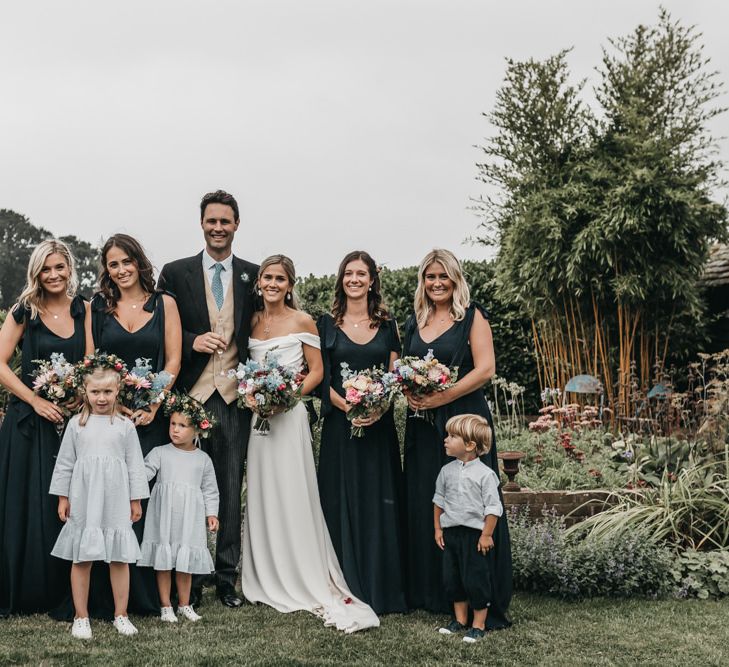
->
[414, 249, 470, 329]
[78, 367, 123, 426]
[445, 414, 492, 455]
[257, 254, 300, 310]
[15, 239, 79, 320]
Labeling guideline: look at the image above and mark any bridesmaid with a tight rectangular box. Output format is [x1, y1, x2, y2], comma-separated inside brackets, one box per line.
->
[317, 251, 407, 614]
[0, 240, 93, 616]
[402, 249, 512, 628]
[51, 233, 181, 620]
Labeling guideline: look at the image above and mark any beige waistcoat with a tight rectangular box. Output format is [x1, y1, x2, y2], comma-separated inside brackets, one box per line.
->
[189, 278, 240, 405]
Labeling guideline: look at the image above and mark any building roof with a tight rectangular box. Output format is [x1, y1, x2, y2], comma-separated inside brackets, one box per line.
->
[702, 243, 729, 287]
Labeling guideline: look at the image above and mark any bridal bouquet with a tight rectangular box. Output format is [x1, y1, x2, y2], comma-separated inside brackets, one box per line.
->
[31, 352, 79, 430]
[228, 349, 304, 435]
[340, 363, 400, 438]
[393, 349, 458, 419]
[120, 358, 173, 413]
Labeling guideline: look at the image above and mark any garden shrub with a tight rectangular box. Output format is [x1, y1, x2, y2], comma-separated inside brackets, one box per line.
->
[509, 507, 673, 599]
[671, 549, 729, 600]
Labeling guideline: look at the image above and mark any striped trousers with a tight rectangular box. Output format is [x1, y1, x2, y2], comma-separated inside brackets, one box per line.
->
[198, 391, 250, 590]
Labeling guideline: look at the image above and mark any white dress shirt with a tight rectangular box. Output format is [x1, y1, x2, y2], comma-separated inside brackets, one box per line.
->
[202, 250, 233, 298]
[433, 458, 503, 531]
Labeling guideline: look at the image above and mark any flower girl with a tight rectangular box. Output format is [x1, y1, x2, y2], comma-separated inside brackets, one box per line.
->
[138, 392, 219, 622]
[49, 354, 149, 639]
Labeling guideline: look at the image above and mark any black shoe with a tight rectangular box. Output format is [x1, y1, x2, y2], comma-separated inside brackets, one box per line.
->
[189, 587, 204, 608]
[463, 627, 486, 643]
[438, 620, 467, 635]
[217, 585, 242, 608]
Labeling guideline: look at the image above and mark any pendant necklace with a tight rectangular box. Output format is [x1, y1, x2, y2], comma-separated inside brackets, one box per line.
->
[347, 316, 370, 328]
[130, 294, 148, 309]
[263, 311, 289, 335]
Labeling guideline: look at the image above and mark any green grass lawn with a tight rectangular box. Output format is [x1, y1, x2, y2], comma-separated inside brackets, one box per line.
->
[1, 592, 727, 666]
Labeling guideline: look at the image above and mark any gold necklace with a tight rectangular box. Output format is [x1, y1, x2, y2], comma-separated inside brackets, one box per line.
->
[121, 293, 148, 310]
[344, 315, 371, 329]
[262, 311, 290, 335]
[43, 299, 70, 320]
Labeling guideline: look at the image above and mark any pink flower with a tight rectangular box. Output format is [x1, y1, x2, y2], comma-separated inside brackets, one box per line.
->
[200, 419, 211, 429]
[345, 388, 362, 405]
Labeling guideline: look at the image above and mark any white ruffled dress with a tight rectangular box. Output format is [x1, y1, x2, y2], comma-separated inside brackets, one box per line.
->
[49, 414, 149, 564]
[138, 444, 219, 574]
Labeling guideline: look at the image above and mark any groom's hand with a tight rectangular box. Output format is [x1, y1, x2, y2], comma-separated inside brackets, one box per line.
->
[193, 332, 227, 354]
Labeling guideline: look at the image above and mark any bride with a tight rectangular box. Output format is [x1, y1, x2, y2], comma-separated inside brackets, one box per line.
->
[241, 254, 379, 633]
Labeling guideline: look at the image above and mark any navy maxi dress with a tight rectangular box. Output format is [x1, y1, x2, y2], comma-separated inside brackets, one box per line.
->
[0, 296, 87, 616]
[402, 303, 512, 628]
[317, 315, 407, 614]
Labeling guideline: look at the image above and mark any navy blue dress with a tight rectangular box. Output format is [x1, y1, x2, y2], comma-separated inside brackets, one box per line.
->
[317, 315, 407, 614]
[0, 296, 87, 616]
[402, 303, 512, 628]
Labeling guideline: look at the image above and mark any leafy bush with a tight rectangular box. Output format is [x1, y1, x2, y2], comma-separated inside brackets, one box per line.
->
[566, 453, 729, 550]
[498, 426, 627, 491]
[671, 549, 729, 599]
[509, 507, 673, 599]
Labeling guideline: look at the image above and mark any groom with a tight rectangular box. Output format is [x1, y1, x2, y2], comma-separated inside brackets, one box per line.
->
[158, 189, 258, 608]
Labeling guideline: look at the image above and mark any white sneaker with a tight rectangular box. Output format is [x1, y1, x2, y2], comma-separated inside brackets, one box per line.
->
[160, 606, 178, 623]
[178, 605, 202, 622]
[113, 615, 139, 636]
[71, 617, 92, 640]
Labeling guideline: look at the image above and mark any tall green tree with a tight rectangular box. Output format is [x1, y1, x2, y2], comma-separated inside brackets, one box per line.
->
[0, 210, 48, 308]
[475, 10, 728, 416]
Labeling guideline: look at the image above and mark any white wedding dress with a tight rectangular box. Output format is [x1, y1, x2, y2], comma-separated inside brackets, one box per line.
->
[241, 333, 380, 633]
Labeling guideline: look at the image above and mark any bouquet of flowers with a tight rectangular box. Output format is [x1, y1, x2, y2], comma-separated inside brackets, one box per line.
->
[119, 357, 173, 414]
[228, 349, 304, 435]
[31, 352, 79, 431]
[340, 363, 399, 438]
[393, 348, 457, 419]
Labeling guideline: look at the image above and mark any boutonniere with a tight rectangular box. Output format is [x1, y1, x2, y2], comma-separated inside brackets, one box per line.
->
[240, 272, 251, 283]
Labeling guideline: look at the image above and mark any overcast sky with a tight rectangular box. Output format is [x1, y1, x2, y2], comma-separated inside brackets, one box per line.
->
[2, 1, 727, 278]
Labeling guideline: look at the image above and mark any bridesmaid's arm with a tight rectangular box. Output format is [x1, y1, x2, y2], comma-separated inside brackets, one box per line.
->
[0, 310, 32, 403]
[0, 309, 64, 422]
[411, 309, 495, 411]
[389, 349, 399, 372]
[329, 387, 349, 413]
[83, 301, 94, 355]
[161, 295, 182, 384]
[131, 295, 181, 426]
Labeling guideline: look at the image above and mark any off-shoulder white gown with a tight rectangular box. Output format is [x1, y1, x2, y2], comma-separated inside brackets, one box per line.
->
[241, 333, 380, 633]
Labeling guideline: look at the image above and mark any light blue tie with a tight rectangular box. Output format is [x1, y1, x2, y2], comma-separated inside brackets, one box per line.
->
[211, 263, 225, 310]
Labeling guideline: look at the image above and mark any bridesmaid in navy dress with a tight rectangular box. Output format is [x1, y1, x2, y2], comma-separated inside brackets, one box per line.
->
[51, 234, 181, 620]
[0, 240, 93, 616]
[402, 249, 512, 629]
[317, 251, 407, 614]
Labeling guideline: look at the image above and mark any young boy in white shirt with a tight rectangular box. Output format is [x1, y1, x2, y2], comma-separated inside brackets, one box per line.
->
[433, 414, 503, 643]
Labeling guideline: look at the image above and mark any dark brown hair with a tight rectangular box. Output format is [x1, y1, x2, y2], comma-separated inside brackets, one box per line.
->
[200, 189, 240, 222]
[331, 250, 389, 328]
[98, 234, 156, 311]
